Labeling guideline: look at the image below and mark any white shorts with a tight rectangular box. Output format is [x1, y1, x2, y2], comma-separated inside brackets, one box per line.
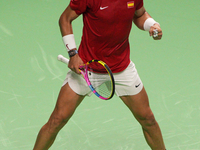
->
[62, 61, 143, 96]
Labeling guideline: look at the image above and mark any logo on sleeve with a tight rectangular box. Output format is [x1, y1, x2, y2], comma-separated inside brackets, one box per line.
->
[127, 1, 134, 8]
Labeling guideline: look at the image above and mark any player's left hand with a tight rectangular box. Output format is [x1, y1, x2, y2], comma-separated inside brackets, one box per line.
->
[149, 23, 162, 40]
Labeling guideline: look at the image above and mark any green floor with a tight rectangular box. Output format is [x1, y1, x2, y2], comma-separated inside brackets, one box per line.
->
[1, 0, 200, 149]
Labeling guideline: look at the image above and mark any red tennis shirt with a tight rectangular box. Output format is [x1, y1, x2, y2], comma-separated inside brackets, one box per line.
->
[70, 0, 143, 73]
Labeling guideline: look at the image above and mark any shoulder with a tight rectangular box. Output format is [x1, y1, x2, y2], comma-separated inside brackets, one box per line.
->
[70, 0, 102, 14]
[135, 0, 144, 10]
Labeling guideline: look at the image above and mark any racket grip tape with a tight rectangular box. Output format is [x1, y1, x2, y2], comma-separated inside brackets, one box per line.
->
[57, 55, 69, 64]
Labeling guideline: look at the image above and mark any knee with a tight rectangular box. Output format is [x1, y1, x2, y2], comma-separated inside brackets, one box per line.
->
[137, 111, 157, 128]
[45, 115, 69, 134]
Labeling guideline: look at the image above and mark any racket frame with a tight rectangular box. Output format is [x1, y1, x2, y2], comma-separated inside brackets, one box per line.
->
[57, 55, 115, 100]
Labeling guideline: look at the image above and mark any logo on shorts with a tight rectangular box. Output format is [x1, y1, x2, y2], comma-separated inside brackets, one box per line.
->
[135, 83, 141, 88]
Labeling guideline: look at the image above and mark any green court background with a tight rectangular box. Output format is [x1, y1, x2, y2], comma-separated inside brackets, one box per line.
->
[1, 0, 200, 149]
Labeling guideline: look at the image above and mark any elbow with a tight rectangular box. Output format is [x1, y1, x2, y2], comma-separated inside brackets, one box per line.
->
[59, 6, 78, 28]
[58, 14, 65, 28]
[58, 13, 73, 28]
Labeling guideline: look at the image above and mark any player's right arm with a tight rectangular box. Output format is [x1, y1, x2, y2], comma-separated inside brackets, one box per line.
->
[59, 5, 83, 74]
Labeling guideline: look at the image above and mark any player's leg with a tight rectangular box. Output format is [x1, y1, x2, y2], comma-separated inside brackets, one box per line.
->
[33, 83, 85, 150]
[120, 87, 165, 150]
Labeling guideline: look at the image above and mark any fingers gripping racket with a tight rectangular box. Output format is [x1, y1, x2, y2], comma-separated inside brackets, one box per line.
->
[57, 55, 115, 100]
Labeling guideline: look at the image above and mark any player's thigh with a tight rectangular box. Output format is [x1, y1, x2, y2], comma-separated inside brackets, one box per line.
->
[49, 83, 85, 123]
[120, 87, 154, 122]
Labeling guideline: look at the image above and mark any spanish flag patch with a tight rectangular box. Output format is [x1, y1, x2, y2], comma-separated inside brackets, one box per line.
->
[127, 1, 134, 8]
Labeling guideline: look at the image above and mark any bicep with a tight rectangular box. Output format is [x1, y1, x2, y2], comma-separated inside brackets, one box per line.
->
[134, 6, 146, 18]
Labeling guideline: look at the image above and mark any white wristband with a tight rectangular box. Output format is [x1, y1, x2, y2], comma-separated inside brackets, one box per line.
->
[62, 34, 77, 52]
[143, 18, 160, 31]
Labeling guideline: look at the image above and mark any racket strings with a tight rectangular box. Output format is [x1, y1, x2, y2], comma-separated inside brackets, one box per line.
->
[87, 62, 114, 99]
[89, 75, 113, 98]
[96, 80, 112, 98]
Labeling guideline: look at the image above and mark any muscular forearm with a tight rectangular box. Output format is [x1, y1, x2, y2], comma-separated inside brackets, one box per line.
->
[133, 11, 151, 30]
[59, 18, 73, 36]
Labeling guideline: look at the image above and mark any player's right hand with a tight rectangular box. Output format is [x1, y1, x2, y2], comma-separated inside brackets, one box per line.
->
[68, 54, 84, 74]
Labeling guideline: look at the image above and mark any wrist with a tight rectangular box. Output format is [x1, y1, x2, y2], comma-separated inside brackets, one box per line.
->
[62, 34, 77, 51]
[68, 49, 78, 57]
[143, 18, 160, 31]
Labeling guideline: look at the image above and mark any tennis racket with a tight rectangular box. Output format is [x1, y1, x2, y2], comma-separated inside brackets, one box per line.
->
[57, 55, 115, 100]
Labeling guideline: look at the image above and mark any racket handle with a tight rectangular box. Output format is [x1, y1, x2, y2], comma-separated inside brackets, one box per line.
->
[57, 55, 69, 64]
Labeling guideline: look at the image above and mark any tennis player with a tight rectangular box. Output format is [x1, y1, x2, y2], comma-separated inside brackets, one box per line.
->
[33, 0, 166, 149]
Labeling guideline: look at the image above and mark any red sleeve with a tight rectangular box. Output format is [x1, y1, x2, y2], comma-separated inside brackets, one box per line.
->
[136, 0, 143, 10]
[70, 0, 87, 15]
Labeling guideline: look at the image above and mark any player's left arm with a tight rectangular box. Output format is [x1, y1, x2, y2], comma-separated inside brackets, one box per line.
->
[133, 6, 162, 40]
